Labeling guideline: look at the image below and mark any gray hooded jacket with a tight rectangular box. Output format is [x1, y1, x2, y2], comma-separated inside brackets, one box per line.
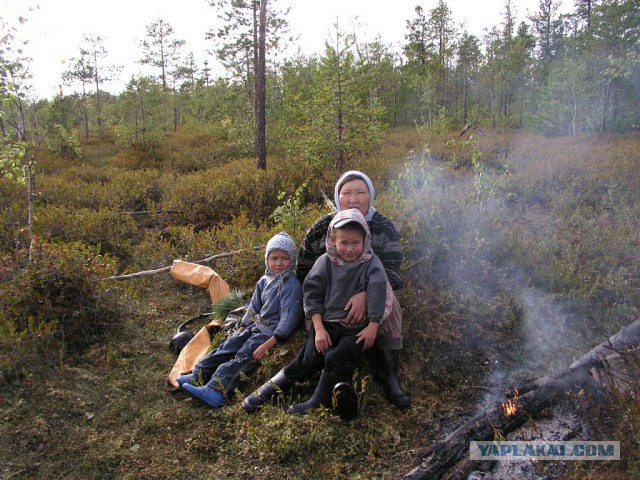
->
[302, 209, 390, 325]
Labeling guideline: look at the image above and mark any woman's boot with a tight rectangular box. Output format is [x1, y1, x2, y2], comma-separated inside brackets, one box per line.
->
[242, 369, 290, 413]
[287, 370, 340, 415]
[375, 348, 411, 408]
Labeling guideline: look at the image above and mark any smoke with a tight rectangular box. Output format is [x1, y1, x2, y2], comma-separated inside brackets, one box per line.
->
[518, 287, 579, 371]
[397, 145, 612, 404]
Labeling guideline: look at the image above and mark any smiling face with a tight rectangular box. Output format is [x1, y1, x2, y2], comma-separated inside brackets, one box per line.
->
[332, 227, 365, 263]
[267, 249, 291, 274]
[338, 179, 371, 216]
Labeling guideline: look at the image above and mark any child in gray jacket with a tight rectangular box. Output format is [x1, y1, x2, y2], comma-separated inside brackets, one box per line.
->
[243, 209, 391, 419]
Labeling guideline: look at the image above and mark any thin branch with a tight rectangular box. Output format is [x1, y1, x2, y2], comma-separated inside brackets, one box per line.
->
[320, 189, 336, 210]
[118, 209, 182, 216]
[100, 246, 263, 281]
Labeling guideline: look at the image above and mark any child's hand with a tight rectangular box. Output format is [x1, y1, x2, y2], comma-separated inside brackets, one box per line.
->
[314, 327, 332, 354]
[344, 291, 367, 325]
[252, 343, 269, 361]
[355, 322, 379, 350]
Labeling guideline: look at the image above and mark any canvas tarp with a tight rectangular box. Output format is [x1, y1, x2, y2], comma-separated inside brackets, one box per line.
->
[166, 260, 231, 390]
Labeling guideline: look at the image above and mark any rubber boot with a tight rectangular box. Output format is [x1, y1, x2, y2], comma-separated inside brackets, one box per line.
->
[375, 348, 411, 408]
[287, 370, 340, 416]
[175, 373, 196, 388]
[182, 383, 225, 408]
[332, 381, 358, 421]
[242, 368, 290, 413]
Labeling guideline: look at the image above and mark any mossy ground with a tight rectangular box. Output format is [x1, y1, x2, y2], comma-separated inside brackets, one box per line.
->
[1, 129, 638, 479]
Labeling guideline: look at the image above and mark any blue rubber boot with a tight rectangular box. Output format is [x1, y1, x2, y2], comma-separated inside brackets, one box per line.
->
[182, 383, 225, 408]
[176, 373, 196, 387]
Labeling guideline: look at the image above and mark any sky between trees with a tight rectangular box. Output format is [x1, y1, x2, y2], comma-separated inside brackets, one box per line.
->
[3, 0, 564, 99]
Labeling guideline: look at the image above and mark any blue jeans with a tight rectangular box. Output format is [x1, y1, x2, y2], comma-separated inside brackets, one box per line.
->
[192, 327, 264, 393]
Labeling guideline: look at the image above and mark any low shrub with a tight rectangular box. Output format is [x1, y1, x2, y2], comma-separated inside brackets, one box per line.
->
[162, 156, 315, 230]
[0, 242, 121, 382]
[39, 166, 167, 212]
[0, 178, 27, 251]
[34, 205, 140, 263]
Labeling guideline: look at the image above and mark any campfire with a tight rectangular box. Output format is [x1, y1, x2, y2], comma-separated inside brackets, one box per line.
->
[501, 388, 520, 416]
[403, 319, 640, 480]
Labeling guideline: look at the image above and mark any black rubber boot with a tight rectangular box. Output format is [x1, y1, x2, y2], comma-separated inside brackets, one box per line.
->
[242, 368, 290, 413]
[375, 348, 411, 408]
[287, 370, 340, 416]
[332, 381, 358, 421]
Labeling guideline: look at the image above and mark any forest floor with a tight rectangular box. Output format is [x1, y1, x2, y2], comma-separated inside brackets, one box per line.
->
[1, 129, 638, 479]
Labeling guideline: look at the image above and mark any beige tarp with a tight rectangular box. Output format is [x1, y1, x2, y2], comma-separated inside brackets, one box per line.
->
[170, 259, 231, 303]
[166, 261, 231, 391]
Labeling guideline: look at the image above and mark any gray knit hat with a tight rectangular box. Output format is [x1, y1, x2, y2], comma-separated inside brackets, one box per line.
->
[265, 231, 297, 274]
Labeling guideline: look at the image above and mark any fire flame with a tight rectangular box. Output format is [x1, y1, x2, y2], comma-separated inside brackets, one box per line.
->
[501, 388, 519, 416]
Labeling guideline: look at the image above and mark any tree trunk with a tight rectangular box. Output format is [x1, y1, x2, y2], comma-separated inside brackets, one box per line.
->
[600, 45, 610, 134]
[27, 164, 35, 259]
[83, 91, 90, 142]
[255, 0, 267, 170]
[462, 64, 468, 125]
[174, 102, 179, 133]
[335, 31, 345, 172]
[93, 52, 102, 136]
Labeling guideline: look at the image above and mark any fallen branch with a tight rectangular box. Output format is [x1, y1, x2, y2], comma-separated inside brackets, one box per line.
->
[118, 209, 182, 216]
[458, 122, 485, 137]
[320, 189, 336, 210]
[100, 246, 263, 281]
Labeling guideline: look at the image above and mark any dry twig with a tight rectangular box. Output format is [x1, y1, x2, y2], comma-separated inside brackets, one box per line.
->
[100, 246, 263, 281]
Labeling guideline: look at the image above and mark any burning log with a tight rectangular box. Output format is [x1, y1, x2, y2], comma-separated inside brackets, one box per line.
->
[403, 320, 640, 480]
[506, 319, 640, 398]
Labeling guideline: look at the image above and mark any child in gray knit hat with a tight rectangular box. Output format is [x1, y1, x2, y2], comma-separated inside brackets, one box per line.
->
[178, 232, 302, 408]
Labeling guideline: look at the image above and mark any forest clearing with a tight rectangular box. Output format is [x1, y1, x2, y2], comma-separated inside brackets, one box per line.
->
[1, 0, 639, 478]
[1, 127, 639, 479]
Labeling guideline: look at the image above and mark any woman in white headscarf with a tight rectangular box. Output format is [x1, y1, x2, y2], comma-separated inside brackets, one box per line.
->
[246, 171, 410, 410]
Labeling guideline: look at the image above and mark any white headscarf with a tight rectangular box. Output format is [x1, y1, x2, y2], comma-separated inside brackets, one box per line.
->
[333, 170, 376, 221]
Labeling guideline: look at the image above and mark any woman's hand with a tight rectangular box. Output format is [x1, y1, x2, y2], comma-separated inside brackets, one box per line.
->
[314, 326, 332, 354]
[355, 322, 379, 351]
[344, 291, 367, 325]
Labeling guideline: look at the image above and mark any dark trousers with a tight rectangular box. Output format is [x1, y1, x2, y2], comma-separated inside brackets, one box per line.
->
[284, 322, 365, 381]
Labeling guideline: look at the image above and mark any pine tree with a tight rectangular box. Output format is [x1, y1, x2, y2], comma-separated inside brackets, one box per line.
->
[206, 0, 291, 169]
[62, 53, 93, 141]
[456, 33, 482, 125]
[139, 19, 185, 91]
